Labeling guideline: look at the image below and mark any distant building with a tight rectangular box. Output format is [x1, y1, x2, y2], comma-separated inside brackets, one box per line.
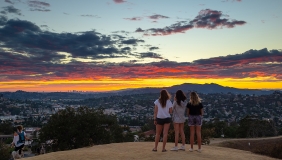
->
[143, 130, 155, 138]
[25, 127, 41, 137]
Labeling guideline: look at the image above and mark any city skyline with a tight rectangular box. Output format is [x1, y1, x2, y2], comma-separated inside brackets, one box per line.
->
[0, 0, 282, 92]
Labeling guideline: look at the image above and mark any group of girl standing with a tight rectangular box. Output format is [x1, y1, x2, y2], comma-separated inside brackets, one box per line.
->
[152, 89, 203, 153]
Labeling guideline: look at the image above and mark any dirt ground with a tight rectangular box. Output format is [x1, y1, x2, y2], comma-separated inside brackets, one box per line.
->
[25, 142, 277, 160]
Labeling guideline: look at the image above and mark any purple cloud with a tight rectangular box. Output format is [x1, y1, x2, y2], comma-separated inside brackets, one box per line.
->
[137, 9, 246, 36]
[28, 0, 51, 12]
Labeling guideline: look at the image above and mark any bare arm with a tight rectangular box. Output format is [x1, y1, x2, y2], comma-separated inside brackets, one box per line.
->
[25, 135, 30, 141]
[11, 132, 17, 146]
[169, 107, 172, 114]
[187, 109, 190, 116]
[153, 105, 158, 125]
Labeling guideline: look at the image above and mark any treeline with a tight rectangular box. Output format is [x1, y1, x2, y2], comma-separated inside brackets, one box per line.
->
[39, 107, 134, 152]
[202, 116, 278, 138]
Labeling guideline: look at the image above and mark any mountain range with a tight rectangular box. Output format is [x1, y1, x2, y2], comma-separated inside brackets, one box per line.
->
[114, 83, 275, 95]
[0, 83, 278, 100]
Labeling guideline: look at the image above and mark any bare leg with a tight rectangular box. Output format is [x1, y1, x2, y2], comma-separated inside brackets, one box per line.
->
[179, 123, 185, 146]
[189, 126, 195, 149]
[196, 125, 202, 149]
[154, 124, 163, 150]
[162, 123, 170, 151]
[174, 123, 180, 147]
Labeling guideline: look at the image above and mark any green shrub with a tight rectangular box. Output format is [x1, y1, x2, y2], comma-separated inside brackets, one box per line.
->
[0, 142, 11, 160]
[5, 138, 13, 144]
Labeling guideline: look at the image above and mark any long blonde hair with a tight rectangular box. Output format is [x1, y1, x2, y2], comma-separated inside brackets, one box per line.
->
[189, 92, 201, 105]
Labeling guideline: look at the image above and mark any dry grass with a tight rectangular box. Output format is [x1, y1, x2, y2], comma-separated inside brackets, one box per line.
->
[216, 137, 282, 159]
[25, 142, 276, 160]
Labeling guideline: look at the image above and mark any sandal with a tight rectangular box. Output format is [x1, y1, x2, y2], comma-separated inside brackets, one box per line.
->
[162, 149, 167, 152]
[152, 148, 157, 152]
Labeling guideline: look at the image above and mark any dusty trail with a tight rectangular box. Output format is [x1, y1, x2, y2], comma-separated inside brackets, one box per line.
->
[25, 142, 277, 160]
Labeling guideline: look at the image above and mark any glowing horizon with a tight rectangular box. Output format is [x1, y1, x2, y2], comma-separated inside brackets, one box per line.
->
[1, 77, 281, 92]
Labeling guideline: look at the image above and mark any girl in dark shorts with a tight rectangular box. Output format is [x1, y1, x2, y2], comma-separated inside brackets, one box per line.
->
[186, 92, 203, 152]
[152, 89, 173, 152]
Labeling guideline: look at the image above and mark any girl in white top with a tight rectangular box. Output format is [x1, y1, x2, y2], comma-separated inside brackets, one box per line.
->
[11, 125, 29, 156]
[152, 89, 173, 152]
[170, 90, 187, 151]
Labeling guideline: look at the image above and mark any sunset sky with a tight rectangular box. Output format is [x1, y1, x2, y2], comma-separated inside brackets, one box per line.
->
[0, 0, 282, 92]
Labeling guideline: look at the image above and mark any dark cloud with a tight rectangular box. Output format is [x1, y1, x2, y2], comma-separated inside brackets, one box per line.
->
[0, 19, 150, 61]
[124, 17, 143, 21]
[122, 39, 144, 45]
[28, 0, 51, 12]
[193, 48, 282, 66]
[1, 6, 22, 16]
[121, 47, 131, 51]
[113, 0, 126, 3]
[1, 48, 282, 81]
[148, 14, 169, 20]
[142, 21, 194, 36]
[4, 0, 14, 4]
[137, 9, 246, 36]
[135, 28, 144, 32]
[139, 52, 163, 59]
[149, 47, 159, 51]
[191, 9, 246, 29]
[0, 15, 7, 25]
[28, 0, 50, 7]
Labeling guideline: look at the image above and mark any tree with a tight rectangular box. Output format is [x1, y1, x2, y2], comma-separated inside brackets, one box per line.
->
[237, 116, 277, 138]
[0, 142, 11, 160]
[0, 121, 13, 135]
[279, 128, 282, 135]
[39, 107, 124, 151]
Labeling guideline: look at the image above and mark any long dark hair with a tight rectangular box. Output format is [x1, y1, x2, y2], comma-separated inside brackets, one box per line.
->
[159, 89, 171, 108]
[175, 90, 187, 106]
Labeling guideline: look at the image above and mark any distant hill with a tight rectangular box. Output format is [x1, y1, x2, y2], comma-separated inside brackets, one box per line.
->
[115, 83, 275, 95]
[0, 83, 277, 100]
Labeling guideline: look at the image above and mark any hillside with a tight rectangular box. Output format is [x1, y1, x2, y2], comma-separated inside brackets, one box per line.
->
[1, 83, 276, 100]
[116, 83, 274, 95]
[25, 142, 276, 160]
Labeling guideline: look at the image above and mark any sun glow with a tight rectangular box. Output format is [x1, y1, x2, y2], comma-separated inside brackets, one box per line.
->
[1, 77, 281, 92]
